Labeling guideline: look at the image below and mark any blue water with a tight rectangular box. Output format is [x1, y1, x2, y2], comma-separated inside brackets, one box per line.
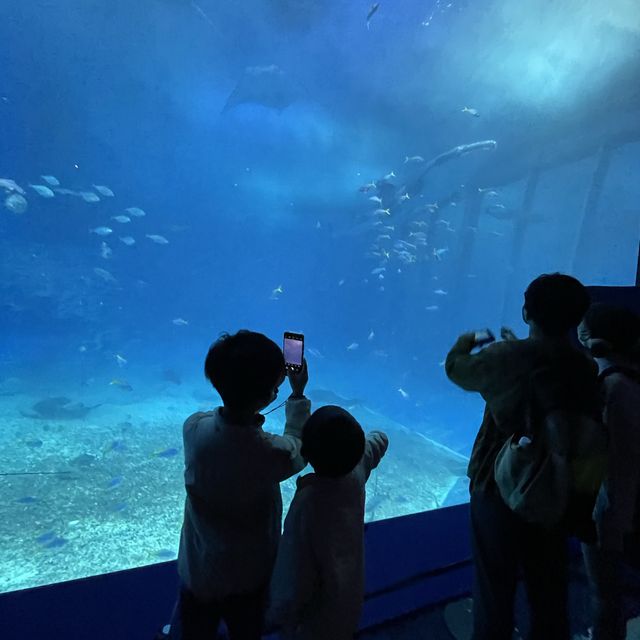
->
[0, 0, 639, 592]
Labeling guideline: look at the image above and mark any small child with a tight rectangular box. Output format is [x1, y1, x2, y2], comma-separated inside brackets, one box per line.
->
[269, 405, 389, 640]
[169, 330, 311, 640]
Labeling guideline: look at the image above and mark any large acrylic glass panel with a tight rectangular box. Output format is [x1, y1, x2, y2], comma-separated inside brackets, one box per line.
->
[1, 1, 639, 592]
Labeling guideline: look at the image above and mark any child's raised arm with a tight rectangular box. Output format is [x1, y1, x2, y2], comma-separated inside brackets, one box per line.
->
[361, 431, 389, 481]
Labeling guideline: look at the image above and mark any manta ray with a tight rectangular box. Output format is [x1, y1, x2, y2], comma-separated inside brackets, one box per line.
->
[222, 65, 299, 113]
[21, 396, 102, 420]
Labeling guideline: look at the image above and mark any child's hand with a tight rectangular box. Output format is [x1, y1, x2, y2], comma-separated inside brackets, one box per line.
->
[288, 359, 308, 398]
[500, 326, 518, 342]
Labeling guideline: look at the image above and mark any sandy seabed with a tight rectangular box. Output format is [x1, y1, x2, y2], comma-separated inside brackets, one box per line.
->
[0, 386, 468, 594]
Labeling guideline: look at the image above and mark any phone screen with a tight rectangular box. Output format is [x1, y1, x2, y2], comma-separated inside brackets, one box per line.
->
[283, 333, 304, 370]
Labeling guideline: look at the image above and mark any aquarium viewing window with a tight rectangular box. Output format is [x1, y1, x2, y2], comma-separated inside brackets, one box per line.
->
[0, 1, 639, 593]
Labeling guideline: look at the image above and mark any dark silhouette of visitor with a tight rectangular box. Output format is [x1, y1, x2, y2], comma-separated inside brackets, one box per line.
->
[269, 405, 388, 640]
[168, 331, 311, 640]
[579, 303, 640, 640]
[445, 273, 597, 640]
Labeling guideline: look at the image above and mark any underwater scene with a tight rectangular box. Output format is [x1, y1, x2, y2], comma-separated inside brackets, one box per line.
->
[1, 0, 639, 593]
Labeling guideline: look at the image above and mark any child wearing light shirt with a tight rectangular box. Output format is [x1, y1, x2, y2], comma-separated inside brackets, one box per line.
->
[269, 405, 389, 640]
[169, 331, 311, 640]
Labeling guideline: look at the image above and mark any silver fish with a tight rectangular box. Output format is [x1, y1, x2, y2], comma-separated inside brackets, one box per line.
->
[29, 184, 55, 198]
[145, 234, 169, 245]
[93, 185, 114, 197]
[80, 191, 100, 203]
[90, 226, 113, 236]
[125, 207, 146, 217]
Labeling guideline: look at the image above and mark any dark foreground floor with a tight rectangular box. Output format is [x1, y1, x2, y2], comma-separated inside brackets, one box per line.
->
[358, 554, 640, 640]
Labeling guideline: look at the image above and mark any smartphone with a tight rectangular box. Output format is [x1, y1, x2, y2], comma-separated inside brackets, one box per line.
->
[474, 329, 496, 348]
[283, 332, 304, 372]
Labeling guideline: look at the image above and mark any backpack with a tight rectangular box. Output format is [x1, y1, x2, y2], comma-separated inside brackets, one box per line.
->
[494, 358, 608, 531]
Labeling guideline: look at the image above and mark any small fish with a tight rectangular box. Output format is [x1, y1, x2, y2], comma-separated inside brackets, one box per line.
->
[338, 279, 345, 286]
[93, 267, 116, 283]
[399, 193, 410, 202]
[110, 378, 133, 391]
[433, 247, 449, 261]
[146, 234, 169, 244]
[109, 440, 127, 453]
[409, 231, 426, 239]
[376, 234, 391, 241]
[307, 347, 324, 359]
[381, 249, 391, 260]
[120, 236, 135, 246]
[270, 284, 284, 299]
[371, 267, 386, 275]
[36, 531, 56, 544]
[172, 318, 189, 326]
[110, 501, 128, 513]
[17, 496, 38, 504]
[40, 175, 60, 186]
[404, 156, 424, 164]
[155, 548, 176, 560]
[434, 289, 448, 296]
[0, 178, 25, 194]
[90, 226, 113, 236]
[346, 342, 359, 351]
[425, 305, 440, 311]
[374, 208, 391, 216]
[366, 2, 380, 29]
[93, 185, 114, 197]
[115, 354, 127, 367]
[369, 196, 383, 204]
[368, 330, 375, 341]
[383, 171, 396, 181]
[315, 220, 321, 229]
[383, 225, 394, 231]
[100, 242, 112, 260]
[29, 184, 55, 198]
[53, 188, 79, 196]
[424, 203, 439, 212]
[125, 207, 146, 217]
[111, 215, 131, 224]
[461, 106, 480, 117]
[80, 191, 100, 203]
[436, 219, 453, 231]
[107, 476, 123, 489]
[153, 447, 180, 458]
[4, 193, 27, 214]
[45, 537, 68, 549]
[359, 182, 377, 192]
[372, 220, 383, 227]
[398, 388, 409, 399]
[490, 231, 505, 238]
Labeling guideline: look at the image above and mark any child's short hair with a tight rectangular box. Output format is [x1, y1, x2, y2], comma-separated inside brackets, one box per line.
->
[204, 331, 285, 409]
[524, 273, 590, 337]
[302, 406, 365, 478]
[583, 303, 640, 356]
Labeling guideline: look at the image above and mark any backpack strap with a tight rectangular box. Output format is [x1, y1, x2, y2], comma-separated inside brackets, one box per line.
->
[598, 365, 640, 386]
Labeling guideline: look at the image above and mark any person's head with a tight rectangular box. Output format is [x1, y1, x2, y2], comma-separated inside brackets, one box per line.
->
[204, 331, 285, 413]
[301, 405, 366, 478]
[579, 303, 640, 358]
[522, 273, 590, 338]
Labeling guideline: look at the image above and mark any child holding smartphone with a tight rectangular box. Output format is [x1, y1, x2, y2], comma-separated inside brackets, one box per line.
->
[169, 331, 310, 640]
